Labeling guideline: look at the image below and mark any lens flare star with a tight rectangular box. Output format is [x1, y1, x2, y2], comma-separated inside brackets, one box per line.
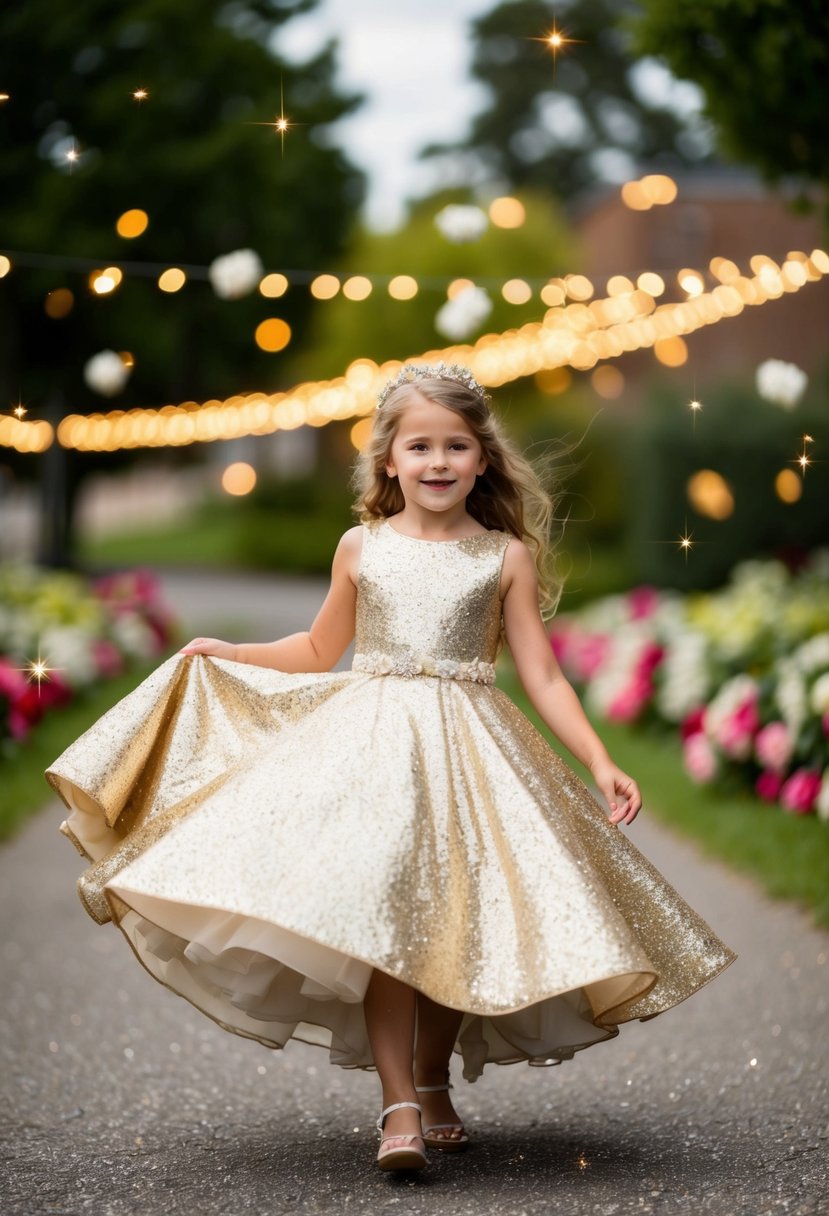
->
[531, 20, 584, 75]
[247, 79, 298, 157]
[793, 434, 814, 477]
[132, 88, 149, 102]
[12, 399, 27, 420]
[16, 653, 60, 696]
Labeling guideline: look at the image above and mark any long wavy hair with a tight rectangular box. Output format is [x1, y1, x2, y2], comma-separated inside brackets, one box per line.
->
[351, 376, 566, 617]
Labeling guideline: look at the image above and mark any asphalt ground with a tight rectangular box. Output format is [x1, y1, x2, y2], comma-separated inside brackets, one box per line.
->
[1, 569, 826, 1216]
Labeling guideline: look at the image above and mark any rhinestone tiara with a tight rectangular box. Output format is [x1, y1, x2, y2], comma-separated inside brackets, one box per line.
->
[376, 362, 491, 409]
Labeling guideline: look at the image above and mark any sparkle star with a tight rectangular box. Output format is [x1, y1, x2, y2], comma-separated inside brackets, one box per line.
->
[17, 653, 60, 696]
[246, 77, 298, 157]
[688, 397, 703, 431]
[132, 88, 148, 102]
[793, 433, 814, 477]
[530, 20, 584, 76]
[12, 400, 27, 419]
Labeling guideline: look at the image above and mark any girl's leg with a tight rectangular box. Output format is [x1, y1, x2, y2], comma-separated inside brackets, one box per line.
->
[413, 991, 466, 1141]
[363, 968, 421, 1142]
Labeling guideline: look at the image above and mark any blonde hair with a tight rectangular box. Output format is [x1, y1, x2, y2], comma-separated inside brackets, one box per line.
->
[351, 376, 564, 616]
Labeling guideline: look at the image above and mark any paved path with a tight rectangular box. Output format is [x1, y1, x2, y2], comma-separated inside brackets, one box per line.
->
[1, 570, 827, 1215]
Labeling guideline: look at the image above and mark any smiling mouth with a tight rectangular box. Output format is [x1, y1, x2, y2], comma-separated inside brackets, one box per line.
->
[421, 479, 455, 488]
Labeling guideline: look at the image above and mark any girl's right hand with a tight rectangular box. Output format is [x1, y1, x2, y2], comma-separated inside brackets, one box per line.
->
[178, 637, 238, 660]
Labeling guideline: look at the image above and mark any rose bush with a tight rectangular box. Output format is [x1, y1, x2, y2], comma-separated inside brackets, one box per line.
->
[0, 563, 175, 753]
[550, 553, 829, 820]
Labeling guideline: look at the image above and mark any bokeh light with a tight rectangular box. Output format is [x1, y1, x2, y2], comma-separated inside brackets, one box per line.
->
[259, 273, 289, 298]
[254, 317, 292, 352]
[221, 462, 257, 496]
[388, 275, 418, 300]
[488, 197, 525, 228]
[343, 275, 373, 301]
[158, 268, 186, 292]
[775, 469, 803, 503]
[591, 365, 625, 399]
[687, 469, 735, 519]
[350, 417, 373, 450]
[310, 274, 339, 300]
[44, 288, 74, 318]
[116, 209, 149, 238]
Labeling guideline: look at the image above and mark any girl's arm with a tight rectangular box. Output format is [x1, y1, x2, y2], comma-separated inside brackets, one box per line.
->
[501, 539, 641, 825]
[179, 526, 361, 673]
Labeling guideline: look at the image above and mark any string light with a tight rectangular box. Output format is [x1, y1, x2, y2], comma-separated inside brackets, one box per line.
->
[1, 246, 827, 455]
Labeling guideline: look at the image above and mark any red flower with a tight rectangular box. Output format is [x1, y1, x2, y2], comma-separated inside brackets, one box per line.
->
[780, 768, 822, 815]
[755, 771, 784, 803]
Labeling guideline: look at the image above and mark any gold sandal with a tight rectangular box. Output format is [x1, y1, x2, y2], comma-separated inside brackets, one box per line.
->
[376, 1101, 427, 1171]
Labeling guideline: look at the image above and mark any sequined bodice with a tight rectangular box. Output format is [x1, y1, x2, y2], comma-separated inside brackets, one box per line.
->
[352, 520, 510, 680]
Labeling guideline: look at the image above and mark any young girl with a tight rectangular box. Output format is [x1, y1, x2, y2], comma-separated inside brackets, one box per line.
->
[47, 363, 734, 1173]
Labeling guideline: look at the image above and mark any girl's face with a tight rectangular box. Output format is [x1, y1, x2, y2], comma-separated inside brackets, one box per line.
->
[385, 394, 486, 515]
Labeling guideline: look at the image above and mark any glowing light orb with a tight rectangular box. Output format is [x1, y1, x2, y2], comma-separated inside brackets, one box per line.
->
[254, 318, 292, 352]
[221, 462, 257, 496]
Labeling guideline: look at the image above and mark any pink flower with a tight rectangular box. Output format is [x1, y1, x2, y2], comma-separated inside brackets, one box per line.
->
[715, 699, 760, 760]
[755, 771, 784, 803]
[681, 707, 706, 740]
[683, 733, 718, 784]
[754, 721, 794, 774]
[627, 585, 661, 621]
[92, 639, 124, 679]
[0, 658, 27, 701]
[608, 679, 649, 723]
[780, 768, 822, 815]
[571, 633, 610, 681]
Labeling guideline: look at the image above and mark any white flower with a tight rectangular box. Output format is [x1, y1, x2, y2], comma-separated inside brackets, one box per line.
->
[111, 613, 156, 659]
[434, 204, 489, 243]
[39, 624, 97, 687]
[703, 674, 759, 738]
[84, 350, 132, 397]
[208, 249, 263, 299]
[755, 359, 807, 409]
[774, 663, 808, 734]
[817, 770, 829, 822]
[810, 672, 829, 715]
[656, 630, 711, 722]
[795, 634, 829, 674]
[434, 286, 492, 340]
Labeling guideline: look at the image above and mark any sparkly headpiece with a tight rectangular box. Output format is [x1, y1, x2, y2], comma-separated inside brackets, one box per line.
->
[376, 362, 491, 410]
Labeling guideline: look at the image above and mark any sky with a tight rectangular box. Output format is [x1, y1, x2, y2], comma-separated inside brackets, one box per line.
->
[277, 0, 494, 231]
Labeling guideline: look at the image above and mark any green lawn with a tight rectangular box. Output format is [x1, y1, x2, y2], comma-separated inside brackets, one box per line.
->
[498, 668, 829, 929]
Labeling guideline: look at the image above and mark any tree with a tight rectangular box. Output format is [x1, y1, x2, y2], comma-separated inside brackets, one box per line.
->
[632, 0, 829, 207]
[422, 0, 713, 203]
[0, 0, 364, 565]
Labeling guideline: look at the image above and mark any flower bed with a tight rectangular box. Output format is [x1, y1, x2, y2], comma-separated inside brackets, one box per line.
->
[551, 555, 829, 820]
[0, 564, 176, 752]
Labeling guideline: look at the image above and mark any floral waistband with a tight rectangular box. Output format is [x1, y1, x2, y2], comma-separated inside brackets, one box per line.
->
[352, 650, 496, 685]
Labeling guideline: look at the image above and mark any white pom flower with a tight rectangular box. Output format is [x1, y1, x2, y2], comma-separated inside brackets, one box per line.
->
[208, 249, 264, 300]
[434, 286, 492, 340]
[434, 204, 489, 243]
[655, 630, 711, 722]
[755, 359, 808, 409]
[84, 350, 132, 397]
[39, 625, 97, 687]
[810, 671, 829, 715]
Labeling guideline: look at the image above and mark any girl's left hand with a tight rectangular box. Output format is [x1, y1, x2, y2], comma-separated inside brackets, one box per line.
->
[590, 760, 642, 826]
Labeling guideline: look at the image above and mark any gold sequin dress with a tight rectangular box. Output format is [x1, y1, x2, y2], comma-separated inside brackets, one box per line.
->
[46, 519, 734, 1081]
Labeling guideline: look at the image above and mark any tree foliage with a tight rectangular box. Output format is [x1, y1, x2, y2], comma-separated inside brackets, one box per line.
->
[632, 0, 829, 202]
[423, 0, 712, 202]
[0, 0, 364, 562]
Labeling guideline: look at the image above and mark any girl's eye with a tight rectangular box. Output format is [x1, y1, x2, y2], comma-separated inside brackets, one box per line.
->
[450, 443, 468, 450]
